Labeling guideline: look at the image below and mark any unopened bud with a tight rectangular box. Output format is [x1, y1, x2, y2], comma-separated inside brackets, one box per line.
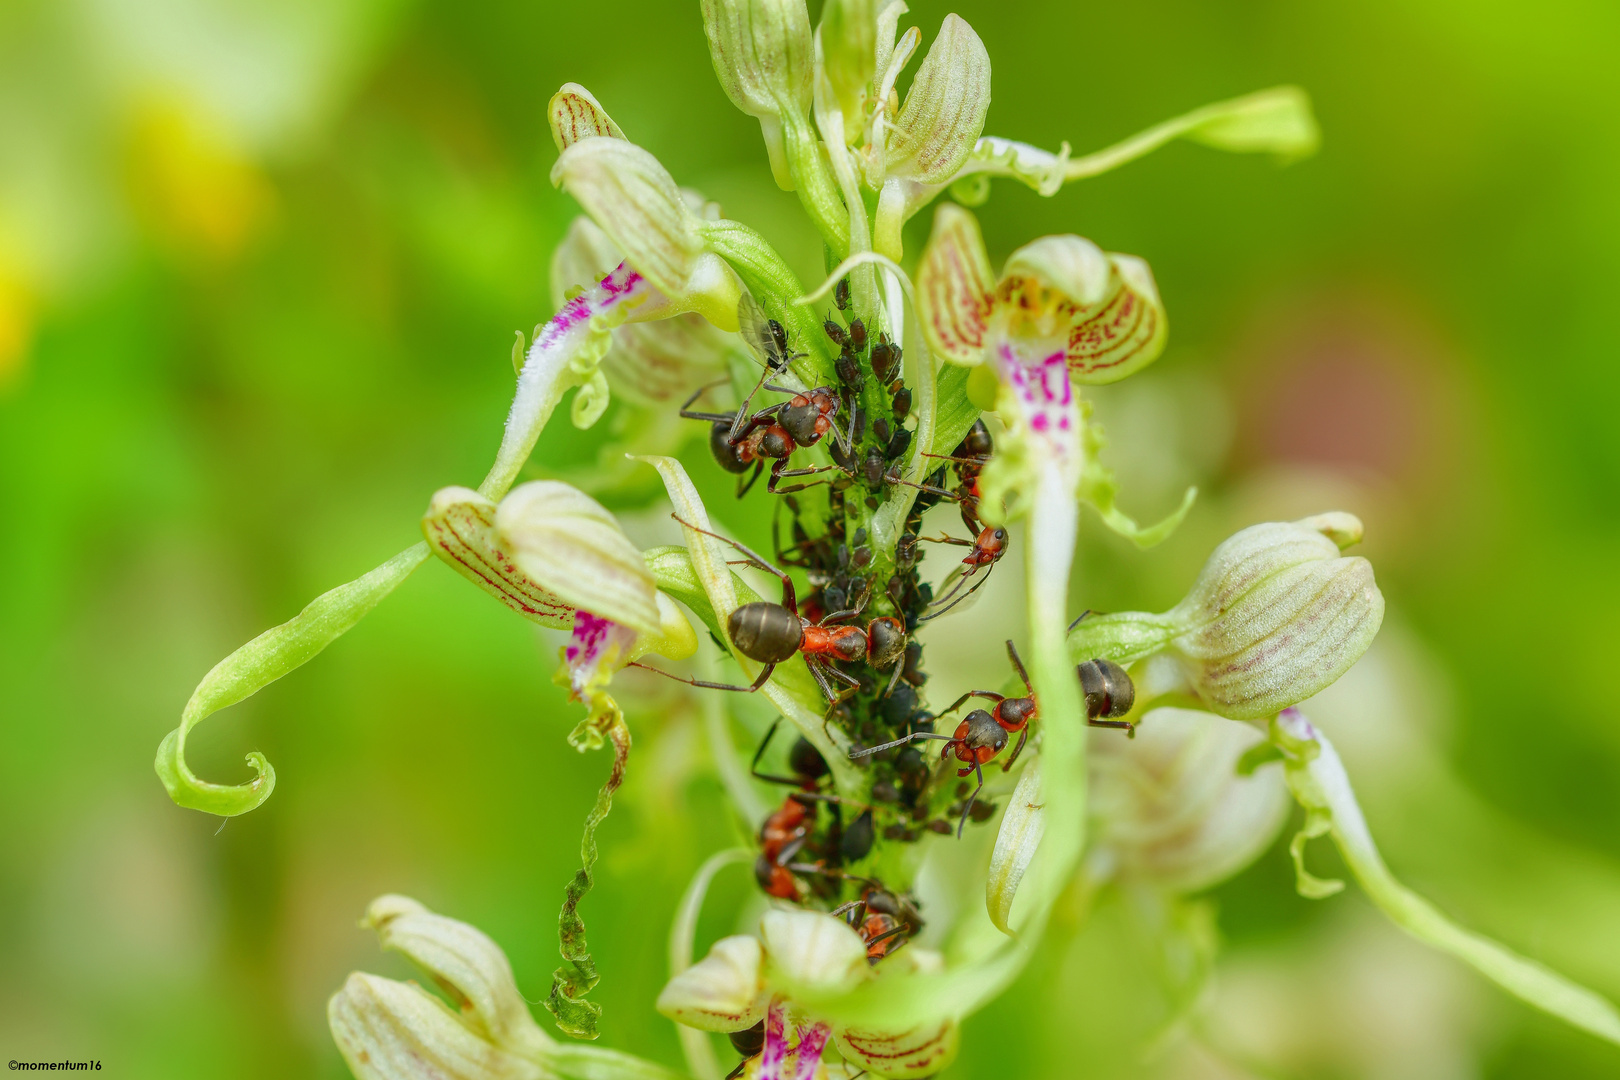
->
[1090, 709, 1290, 893]
[819, 0, 877, 140]
[547, 83, 625, 151]
[1181, 85, 1320, 162]
[1167, 512, 1382, 719]
[701, 0, 814, 186]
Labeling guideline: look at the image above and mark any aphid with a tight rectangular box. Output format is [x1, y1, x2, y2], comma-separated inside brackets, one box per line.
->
[870, 335, 902, 383]
[637, 518, 909, 704]
[823, 314, 850, 349]
[850, 710, 1007, 837]
[835, 347, 863, 389]
[733, 293, 806, 439]
[891, 386, 913, 422]
[834, 277, 851, 311]
[848, 318, 867, 352]
[918, 525, 1009, 621]
[748, 718, 831, 787]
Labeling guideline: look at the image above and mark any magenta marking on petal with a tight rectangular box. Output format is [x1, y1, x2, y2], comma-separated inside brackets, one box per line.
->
[789, 1023, 831, 1080]
[759, 1003, 789, 1080]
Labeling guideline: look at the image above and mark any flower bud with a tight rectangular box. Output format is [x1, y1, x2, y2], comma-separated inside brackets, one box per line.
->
[760, 909, 868, 998]
[1089, 709, 1290, 893]
[550, 138, 741, 330]
[550, 216, 733, 407]
[1165, 513, 1383, 719]
[701, 0, 814, 187]
[886, 14, 991, 183]
[1181, 85, 1320, 161]
[656, 934, 767, 1032]
[819, 0, 877, 140]
[362, 895, 550, 1055]
[329, 972, 545, 1080]
[493, 481, 662, 638]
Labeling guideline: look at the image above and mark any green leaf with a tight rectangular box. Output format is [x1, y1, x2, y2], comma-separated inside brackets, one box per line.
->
[1274, 710, 1620, 1047]
[155, 542, 429, 817]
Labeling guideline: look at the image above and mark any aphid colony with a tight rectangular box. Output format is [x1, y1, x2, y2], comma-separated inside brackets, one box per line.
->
[646, 281, 1135, 1066]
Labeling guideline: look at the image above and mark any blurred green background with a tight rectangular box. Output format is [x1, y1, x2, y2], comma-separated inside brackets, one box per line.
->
[3, 0, 1619, 1077]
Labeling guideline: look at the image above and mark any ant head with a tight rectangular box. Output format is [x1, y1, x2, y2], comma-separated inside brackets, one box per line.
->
[866, 616, 907, 667]
[709, 422, 752, 473]
[978, 526, 1008, 553]
[960, 709, 1008, 753]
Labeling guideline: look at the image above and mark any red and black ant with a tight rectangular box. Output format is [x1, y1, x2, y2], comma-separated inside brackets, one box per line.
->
[828, 885, 921, 963]
[922, 419, 993, 534]
[680, 381, 848, 498]
[635, 517, 909, 706]
[917, 523, 1008, 622]
[851, 640, 1138, 837]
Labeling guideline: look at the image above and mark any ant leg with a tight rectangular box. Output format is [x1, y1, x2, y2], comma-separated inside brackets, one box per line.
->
[736, 460, 764, 498]
[920, 451, 989, 465]
[920, 533, 973, 547]
[1087, 718, 1135, 734]
[956, 760, 987, 839]
[829, 898, 866, 922]
[630, 660, 775, 694]
[864, 924, 909, 951]
[729, 364, 778, 441]
[1002, 727, 1029, 772]
[890, 478, 961, 502]
[849, 731, 954, 759]
[883, 656, 906, 697]
[749, 719, 806, 786]
[1005, 640, 1032, 694]
[918, 562, 996, 623]
[671, 514, 797, 613]
[678, 378, 734, 421]
[1067, 609, 1094, 633]
[937, 690, 1005, 717]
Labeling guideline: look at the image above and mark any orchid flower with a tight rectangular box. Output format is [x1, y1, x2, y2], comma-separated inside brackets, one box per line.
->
[658, 909, 958, 1079]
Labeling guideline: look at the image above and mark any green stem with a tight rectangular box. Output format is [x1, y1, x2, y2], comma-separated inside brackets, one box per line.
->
[782, 111, 850, 258]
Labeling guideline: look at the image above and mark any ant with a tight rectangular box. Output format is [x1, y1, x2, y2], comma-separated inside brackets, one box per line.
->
[680, 382, 847, 498]
[850, 641, 1139, 837]
[917, 524, 1008, 622]
[922, 419, 993, 534]
[635, 517, 909, 706]
[829, 886, 920, 963]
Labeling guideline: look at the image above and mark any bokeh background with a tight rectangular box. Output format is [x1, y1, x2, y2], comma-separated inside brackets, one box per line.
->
[4, 0, 1620, 1077]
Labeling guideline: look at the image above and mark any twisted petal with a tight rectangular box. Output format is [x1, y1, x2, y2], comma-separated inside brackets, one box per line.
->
[657, 935, 768, 1032]
[887, 14, 990, 183]
[494, 481, 662, 637]
[548, 83, 626, 150]
[914, 202, 994, 365]
[155, 542, 429, 816]
[330, 973, 546, 1080]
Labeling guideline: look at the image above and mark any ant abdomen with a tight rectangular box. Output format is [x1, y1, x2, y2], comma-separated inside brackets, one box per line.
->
[1077, 657, 1135, 719]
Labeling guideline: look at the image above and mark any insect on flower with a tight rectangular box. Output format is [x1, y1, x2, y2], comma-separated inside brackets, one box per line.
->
[634, 517, 909, 705]
[917, 524, 1009, 622]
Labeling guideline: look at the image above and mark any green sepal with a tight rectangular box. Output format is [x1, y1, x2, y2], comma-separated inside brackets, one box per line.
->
[155, 542, 430, 817]
[1066, 610, 1178, 667]
[931, 363, 983, 461]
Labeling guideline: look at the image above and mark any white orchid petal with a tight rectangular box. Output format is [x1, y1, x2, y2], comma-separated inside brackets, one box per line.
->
[760, 910, 868, 998]
[548, 83, 627, 150]
[914, 202, 994, 365]
[494, 481, 662, 637]
[887, 14, 991, 184]
[362, 895, 553, 1057]
[986, 759, 1044, 935]
[656, 934, 767, 1032]
[423, 487, 575, 629]
[329, 973, 546, 1080]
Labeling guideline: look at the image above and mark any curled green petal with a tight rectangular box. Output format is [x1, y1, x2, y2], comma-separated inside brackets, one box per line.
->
[1274, 710, 1620, 1047]
[545, 707, 631, 1040]
[1079, 408, 1196, 547]
[986, 759, 1044, 935]
[155, 542, 429, 817]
